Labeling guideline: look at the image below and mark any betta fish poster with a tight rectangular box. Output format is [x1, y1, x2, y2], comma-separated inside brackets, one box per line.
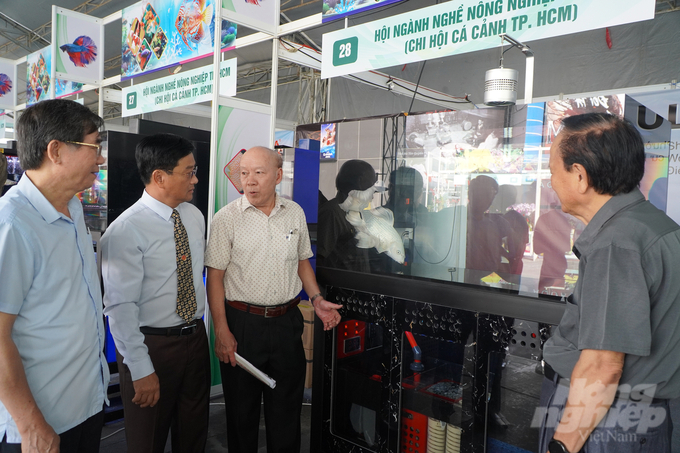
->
[0, 58, 17, 110]
[122, 0, 238, 80]
[52, 7, 104, 85]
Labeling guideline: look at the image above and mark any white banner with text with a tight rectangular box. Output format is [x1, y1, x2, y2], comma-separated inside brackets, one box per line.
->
[321, 0, 655, 78]
[122, 58, 237, 117]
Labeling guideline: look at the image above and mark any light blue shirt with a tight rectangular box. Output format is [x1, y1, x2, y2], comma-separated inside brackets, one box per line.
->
[102, 191, 206, 381]
[0, 175, 110, 442]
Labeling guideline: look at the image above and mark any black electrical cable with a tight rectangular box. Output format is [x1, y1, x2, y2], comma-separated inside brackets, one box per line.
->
[391, 80, 471, 104]
[407, 61, 426, 114]
[282, 40, 473, 105]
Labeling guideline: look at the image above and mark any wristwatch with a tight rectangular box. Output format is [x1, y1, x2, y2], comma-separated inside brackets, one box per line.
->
[548, 439, 570, 453]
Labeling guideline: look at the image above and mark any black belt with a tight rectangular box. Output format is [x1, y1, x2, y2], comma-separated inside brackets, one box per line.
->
[226, 297, 300, 318]
[544, 362, 561, 381]
[140, 321, 199, 336]
[544, 361, 666, 404]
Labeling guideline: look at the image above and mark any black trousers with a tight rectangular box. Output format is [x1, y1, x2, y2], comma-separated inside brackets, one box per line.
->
[0, 410, 104, 453]
[117, 319, 210, 453]
[221, 303, 306, 453]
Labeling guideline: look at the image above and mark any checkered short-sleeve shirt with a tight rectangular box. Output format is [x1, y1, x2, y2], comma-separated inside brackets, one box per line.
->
[205, 195, 313, 306]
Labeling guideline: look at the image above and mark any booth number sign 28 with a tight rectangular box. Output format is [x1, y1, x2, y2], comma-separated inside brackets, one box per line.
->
[333, 37, 359, 66]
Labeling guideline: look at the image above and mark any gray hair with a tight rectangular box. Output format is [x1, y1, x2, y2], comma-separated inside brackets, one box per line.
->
[16, 99, 103, 170]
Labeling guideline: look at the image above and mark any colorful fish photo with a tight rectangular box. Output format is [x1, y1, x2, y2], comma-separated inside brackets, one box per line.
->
[0, 73, 12, 97]
[26, 51, 51, 105]
[142, 3, 160, 44]
[121, 0, 237, 78]
[221, 20, 237, 49]
[143, 3, 160, 27]
[175, 0, 214, 50]
[150, 27, 168, 59]
[59, 36, 98, 68]
[127, 17, 143, 57]
[136, 39, 153, 71]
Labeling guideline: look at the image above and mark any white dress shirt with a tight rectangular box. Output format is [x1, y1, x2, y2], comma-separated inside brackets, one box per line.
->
[102, 191, 206, 381]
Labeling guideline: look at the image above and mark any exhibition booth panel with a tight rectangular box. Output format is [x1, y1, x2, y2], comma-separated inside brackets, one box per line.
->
[309, 97, 671, 452]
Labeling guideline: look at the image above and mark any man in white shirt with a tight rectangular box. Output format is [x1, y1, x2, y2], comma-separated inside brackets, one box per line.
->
[102, 134, 209, 453]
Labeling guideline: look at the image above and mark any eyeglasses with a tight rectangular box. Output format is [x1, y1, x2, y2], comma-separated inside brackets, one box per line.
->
[65, 141, 103, 157]
[166, 166, 198, 179]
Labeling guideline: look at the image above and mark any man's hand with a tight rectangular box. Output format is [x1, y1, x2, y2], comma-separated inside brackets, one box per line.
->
[0, 313, 59, 452]
[313, 298, 343, 330]
[20, 420, 60, 453]
[552, 349, 624, 452]
[214, 327, 238, 366]
[132, 372, 160, 408]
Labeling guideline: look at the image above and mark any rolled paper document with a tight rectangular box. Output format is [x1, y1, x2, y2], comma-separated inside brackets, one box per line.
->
[235, 352, 277, 389]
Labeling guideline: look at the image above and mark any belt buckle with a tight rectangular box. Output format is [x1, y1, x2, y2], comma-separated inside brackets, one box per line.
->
[180, 324, 195, 336]
[264, 306, 275, 318]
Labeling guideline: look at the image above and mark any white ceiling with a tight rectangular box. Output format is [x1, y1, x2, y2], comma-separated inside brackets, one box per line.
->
[0, 0, 678, 123]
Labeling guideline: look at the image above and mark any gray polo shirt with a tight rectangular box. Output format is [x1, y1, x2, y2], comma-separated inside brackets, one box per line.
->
[543, 188, 680, 399]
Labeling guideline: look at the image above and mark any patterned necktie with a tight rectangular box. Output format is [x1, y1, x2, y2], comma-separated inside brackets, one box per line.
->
[172, 209, 197, 323]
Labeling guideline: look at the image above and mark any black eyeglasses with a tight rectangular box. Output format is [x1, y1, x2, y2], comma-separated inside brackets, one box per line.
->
[166, 166, 198, 179]
[65, 141, 103, 157]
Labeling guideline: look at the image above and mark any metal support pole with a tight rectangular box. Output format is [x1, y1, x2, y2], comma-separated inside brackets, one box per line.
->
[270, 39, 279, 147]
[524, 54, 534, 104]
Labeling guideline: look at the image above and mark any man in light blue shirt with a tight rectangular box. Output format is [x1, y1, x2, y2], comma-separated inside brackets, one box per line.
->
[101, 134, 209, 453]
[0, 99, 110, 453]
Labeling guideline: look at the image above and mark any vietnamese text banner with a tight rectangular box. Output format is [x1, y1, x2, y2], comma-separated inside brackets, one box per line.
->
[122, 58, 237, 117]
[321, 0, 655, 79]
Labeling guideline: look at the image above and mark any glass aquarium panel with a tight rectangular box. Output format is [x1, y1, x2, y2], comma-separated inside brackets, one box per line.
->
[399, 331, 473, 453]
[331, 319, 388, 450]
[316, 96, 670, 301]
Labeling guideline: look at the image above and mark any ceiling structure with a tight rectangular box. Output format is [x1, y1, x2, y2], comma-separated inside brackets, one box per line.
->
[0, 0, 678, 122]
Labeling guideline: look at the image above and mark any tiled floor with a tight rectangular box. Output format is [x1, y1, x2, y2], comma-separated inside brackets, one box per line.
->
[99, 395, 312, 453]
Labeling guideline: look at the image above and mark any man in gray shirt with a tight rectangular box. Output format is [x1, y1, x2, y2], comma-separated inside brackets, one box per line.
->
[538, 113, 680, 453]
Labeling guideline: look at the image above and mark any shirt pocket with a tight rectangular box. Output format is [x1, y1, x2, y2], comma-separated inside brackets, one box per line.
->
[277, 228, 300, 262]
[557, 294, 580, 346]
